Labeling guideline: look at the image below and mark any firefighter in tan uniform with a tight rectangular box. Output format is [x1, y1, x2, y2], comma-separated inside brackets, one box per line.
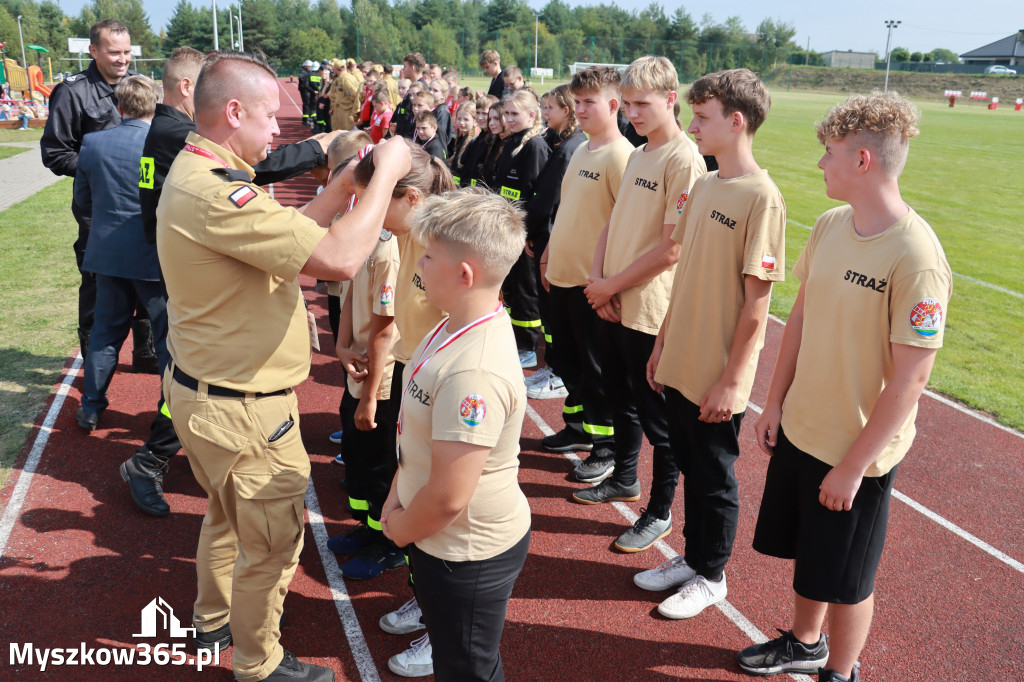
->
[156, 52, 411, 682]
[330, 59, 360, 131]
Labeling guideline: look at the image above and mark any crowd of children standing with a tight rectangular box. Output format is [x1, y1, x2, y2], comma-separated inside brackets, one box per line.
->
[308, 48, 950, 682]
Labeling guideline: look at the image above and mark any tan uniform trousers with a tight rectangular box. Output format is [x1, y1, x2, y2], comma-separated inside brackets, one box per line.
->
[165, 368, 309, 682]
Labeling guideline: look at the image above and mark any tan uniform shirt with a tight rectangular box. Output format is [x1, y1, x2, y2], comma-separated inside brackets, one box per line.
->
[546, 136, 634, 289]
[393, 233, 445, 364]
[397, 313, 530, 561]
[603, 133, 706, 334]
[655, 170, 786, 414]
[346, 234, 400, 400]
[158, 133, 325, 392]
[330, 71, 361, 130]
[782, 206, 952, 476]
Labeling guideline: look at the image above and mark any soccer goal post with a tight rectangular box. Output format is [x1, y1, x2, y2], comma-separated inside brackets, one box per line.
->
[569, 61, 630, 74]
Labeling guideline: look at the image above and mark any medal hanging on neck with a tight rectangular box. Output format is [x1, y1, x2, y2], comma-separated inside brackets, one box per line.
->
[395, 303, 503, 460]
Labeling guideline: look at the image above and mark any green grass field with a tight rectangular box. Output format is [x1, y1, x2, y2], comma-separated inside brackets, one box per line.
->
[0, 86, 1021, 488]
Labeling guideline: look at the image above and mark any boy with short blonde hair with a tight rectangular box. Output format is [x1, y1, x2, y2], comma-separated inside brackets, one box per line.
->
[382, 189, 530, 681]
[634, 68, 785, 615]
[737, 91, 951, 682]
[574, 57, 707, 530]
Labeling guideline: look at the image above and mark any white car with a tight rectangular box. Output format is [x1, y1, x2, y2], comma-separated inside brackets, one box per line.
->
[984, 65, 1017, 75]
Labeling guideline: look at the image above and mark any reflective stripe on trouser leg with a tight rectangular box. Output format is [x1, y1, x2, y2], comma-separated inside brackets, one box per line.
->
[510, 318, 542, 328]
[160, 401, 171, 419]
[348, 497, 369, 511]
[583, 422, 614, 436]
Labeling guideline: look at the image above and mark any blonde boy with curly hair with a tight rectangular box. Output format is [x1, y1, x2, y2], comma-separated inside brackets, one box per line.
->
[737, 91, 952, 682]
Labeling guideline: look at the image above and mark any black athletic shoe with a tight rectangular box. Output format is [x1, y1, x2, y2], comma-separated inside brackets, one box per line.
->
[736, 628, 829, 676]
[542, 427, 592, 453]
[193, 622, 232, 653]
[571, 477, 641, 505]
[120, 447, 170, 517]
[255, 650, 334, 682]
[573, 452, 615, 483]
[326, 524, 378, 555]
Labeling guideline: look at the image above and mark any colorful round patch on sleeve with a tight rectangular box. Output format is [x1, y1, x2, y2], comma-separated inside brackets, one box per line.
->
[459, 394, 486, 427]
[676, 190, 690, 214]
[909, 298, 943, 337]
[380, 283, 394, 306]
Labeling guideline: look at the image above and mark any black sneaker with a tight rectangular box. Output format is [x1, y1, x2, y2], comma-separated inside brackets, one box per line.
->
[572, 478, 641, 505]
[257, 650, 334, 682]
[819, 666, 860, 682]
[573, 452, 615, 483]
[736, 628, 829, 676]
[542, 427, 592, 453]
[613, 509, 671, 553]
[75, 406, 100, 431]
[193, 622, 232, 653]
[339, 541, 405, 580]
[326, 524, 378, 555]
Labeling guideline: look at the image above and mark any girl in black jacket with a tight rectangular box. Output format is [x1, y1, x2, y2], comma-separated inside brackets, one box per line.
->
[491, 90, 551, 366]
[449, 101, 480, 187]
[479, 102, 509, 190]
[526, 85, 587, 398]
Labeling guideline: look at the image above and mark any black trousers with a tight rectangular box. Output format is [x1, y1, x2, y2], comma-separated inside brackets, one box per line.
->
[664, 387, 743, 580]
[598, 322, 673, 499]
[327, 293, 341, 343]
[340, 386, 399, 526]
[546, 285, 615, 452]
[411, 530, 530, 682]
[502, 250, 541, 351]
[72, 200, 97, 338]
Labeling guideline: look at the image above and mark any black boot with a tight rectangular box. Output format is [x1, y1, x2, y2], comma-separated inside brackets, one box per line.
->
[131, 317, 159, 374]
[120, 447, 170, 517]
[77, 327, 90, 359]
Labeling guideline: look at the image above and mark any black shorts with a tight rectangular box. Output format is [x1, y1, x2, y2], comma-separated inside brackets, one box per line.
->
[752, 428, 897, 604]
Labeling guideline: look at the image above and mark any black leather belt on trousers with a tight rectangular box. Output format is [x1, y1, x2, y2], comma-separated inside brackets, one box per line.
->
[172, 366, 288, 398]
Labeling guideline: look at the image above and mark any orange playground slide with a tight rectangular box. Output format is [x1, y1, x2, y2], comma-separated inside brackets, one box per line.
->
[29, 66, 52, 98]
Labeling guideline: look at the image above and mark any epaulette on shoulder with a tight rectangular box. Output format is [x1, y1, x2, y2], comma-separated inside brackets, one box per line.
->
[211, 167, 253, 183]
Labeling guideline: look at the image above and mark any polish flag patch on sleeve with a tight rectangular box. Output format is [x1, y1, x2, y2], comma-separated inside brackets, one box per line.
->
[761, 254, 776, 269]
[229, 186, 258, 208]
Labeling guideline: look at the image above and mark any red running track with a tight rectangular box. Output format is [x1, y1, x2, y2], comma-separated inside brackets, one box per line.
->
[0, 79, 1021, 681]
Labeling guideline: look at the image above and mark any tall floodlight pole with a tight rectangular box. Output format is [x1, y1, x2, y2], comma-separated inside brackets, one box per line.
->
[17, 15, 33, 102]
[237, 1, 244, 52]
[228, 7, 234, 49]
[534, 13, 539, 71]
[212, 0, 219, 51]
[884, 19, 901, 92]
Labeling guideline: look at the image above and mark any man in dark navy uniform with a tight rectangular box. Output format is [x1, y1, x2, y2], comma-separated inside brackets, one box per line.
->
[41, 19, 157, 369]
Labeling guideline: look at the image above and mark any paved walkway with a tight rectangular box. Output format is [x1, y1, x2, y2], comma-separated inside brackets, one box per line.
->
[0, 141, 64, 212]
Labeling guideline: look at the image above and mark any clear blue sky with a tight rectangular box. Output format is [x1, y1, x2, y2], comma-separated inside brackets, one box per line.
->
[59, 0, 1017, 57]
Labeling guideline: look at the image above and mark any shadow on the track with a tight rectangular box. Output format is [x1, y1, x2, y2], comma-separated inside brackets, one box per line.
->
[502, 618, 742, 680]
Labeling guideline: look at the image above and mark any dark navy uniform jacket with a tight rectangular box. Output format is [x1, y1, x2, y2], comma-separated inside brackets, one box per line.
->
[41, 61, 137, 178]
[74, 118, 159, 280]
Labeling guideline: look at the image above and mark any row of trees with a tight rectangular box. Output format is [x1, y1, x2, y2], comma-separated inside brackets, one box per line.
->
[1, 0, 962, 81]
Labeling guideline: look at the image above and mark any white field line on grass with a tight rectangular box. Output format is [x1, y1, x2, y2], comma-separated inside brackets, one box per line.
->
[0, 353, 84, 558]
[305, 480, 382, 682]
[786, 219, 1024, 301]
[524, 404, 814, 682]
[743, 400, 1024, 576]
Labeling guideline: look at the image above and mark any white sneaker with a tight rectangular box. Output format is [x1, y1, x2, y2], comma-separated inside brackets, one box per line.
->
[388, 633, 433, 677]
[379, 597, 425, 635]
[525, 366, 552, 388]
[657, 573, 727, 619]
[527, 373, 568, 400]
[633, 555, 696, 592]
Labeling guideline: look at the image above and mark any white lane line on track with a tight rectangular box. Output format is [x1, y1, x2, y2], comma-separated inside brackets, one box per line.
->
[787, 219, 1024, 301]
[0, 353, 84, 559]
[524, 404, 813, 682]
[305, 480, 382, 682]
[738, 402, 1023, 576]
